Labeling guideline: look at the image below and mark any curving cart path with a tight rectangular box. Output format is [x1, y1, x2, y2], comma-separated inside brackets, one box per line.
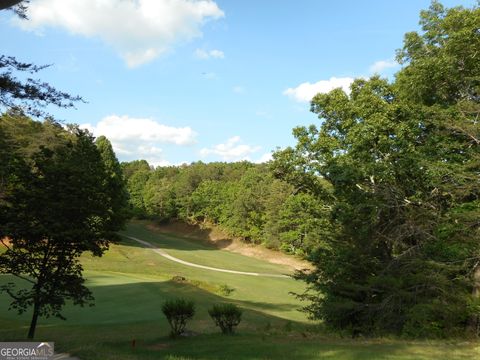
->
[125, 235, 289, 279]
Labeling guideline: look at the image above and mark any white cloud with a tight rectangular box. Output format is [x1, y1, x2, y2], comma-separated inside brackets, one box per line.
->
[89, 115, 196, 145]
[137, 145, 164, 156]
[16, 0, 224, 67]
[209, 49, 224, 58]
[195, 48, 224, 59]
[283, 77, 354, 103]
[200, 136, 261, 161]
[254, 152, 273, 163]
[284, 58, 398, 103]
[369, 59, 398, 74]
[232, 85, 245, 94]
[149, 159, 173, 167]
[82, 114, 197, 167]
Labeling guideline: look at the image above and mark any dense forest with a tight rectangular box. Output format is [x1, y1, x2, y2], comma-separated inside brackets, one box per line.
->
[121, 160, 327, 257]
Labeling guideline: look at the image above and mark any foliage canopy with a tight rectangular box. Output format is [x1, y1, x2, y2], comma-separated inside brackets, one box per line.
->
[0, 116, 128, 339]
[272, 1, 480, 337]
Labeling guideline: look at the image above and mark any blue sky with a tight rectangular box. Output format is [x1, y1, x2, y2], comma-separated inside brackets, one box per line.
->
[0, 0, 475, 166]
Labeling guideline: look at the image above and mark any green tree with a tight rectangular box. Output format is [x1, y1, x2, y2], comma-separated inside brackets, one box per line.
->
[0, 118, 123, 339]
[274, 2, 479, 337]
[124, 167, 151, 218]
[0, 56, 82, 119]
[95, 136, 130, 230]
[143, 172, 177, 221]
[277, 193, 328, 256]
[121, 160, 151, 180]
[262, 179, 294, 249]
[223, 167, 272, 243]
[190, 180, 224, 223]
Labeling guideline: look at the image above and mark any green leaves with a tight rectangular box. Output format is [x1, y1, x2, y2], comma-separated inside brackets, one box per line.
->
[95, 136, 130, 233]
[162, 298, 195, 337]
[275, 1, 480, 337]
[0, 116, 125, 338]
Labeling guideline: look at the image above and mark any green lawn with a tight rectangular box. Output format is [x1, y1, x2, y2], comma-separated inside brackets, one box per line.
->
[0, 221, 478, 359]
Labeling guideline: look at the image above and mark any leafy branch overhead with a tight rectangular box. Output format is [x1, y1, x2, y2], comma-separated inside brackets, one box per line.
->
[0, 1, 29, 19]
[0, 56, 83, 119]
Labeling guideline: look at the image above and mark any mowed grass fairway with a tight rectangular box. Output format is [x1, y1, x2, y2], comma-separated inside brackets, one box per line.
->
[0, 221, 479, 359]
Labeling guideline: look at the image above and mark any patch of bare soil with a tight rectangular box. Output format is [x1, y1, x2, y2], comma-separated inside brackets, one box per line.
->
[0, 237, 12, 247]
[145, 221, 312, 272]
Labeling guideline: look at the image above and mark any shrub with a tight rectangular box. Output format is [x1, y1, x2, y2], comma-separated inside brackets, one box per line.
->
[402, 301, 468, 338]
[162, 298, 195, 337]
[218, 284, 235, 296]
[208, 303, 242, 334]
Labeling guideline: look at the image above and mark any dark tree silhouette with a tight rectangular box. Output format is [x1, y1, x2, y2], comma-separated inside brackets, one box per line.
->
[0, 1, 83, 118]
[0, 0, 28, 18]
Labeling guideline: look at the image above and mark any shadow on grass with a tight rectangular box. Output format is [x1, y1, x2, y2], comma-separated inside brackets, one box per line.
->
[119, 222, 232, 252]
[58, 332, 480, 360]
[1, 279, 478, 360]
[150, 334, 480, 360]
[0, 278, 311, 342]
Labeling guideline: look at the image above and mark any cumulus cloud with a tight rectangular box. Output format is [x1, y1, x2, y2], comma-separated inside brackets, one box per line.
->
[82, 114, 197, 167]
[232, 85, 245, 94]
[369, 59, 399, 74]
[283, 76, 354, 103]
[254, 152, 273, 163]
[195, 48, 224, 59]
[200, 136, 261, 161]
[16, 0, 224, 67]
[87, 115, 197, 145]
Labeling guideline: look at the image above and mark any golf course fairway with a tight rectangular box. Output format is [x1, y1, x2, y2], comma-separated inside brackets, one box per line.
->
[0, 221, 478, 359]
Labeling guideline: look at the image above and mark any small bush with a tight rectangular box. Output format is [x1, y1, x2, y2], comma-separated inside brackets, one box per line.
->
[402, 301, 467, 338]
[208, 303, 242, 334]
[162, 298, 195, 337]
[218, 284, 235, 296]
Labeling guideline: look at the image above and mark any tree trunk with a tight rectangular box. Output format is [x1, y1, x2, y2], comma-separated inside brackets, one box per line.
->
[27, 301, 40, 339]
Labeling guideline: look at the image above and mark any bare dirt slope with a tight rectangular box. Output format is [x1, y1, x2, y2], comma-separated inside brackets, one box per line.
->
[146, 221, 312, 272]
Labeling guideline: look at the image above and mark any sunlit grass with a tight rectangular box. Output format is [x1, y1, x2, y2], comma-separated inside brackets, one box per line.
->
[0, 222, 478, 359]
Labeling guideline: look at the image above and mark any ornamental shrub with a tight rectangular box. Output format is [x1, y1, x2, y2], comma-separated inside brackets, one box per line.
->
[208, 303, 242, 334]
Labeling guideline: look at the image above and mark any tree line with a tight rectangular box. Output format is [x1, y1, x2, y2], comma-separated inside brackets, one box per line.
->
[122, 160, 327, 257]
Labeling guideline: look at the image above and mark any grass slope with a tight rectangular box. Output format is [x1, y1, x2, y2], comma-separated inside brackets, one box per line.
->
[0, 221, 478, 359]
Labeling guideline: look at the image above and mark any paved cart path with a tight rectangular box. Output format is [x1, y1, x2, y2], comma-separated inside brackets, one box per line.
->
[125, 235, 289, 279]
